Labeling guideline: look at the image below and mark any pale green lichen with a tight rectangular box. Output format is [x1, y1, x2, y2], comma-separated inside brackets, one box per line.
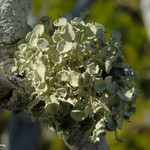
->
[12, 16, 137, 142]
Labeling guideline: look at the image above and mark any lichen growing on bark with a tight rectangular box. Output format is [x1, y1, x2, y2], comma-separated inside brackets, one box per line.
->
[11, 16, 137, 142]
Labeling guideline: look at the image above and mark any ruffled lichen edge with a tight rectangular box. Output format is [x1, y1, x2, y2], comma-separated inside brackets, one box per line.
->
[9, 16, 137, 142]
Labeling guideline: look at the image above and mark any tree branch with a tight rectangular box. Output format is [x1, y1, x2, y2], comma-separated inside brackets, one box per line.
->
[0, 0, 32, 113]
[0, 0, 31, 45]
[0, 1, 109, 150]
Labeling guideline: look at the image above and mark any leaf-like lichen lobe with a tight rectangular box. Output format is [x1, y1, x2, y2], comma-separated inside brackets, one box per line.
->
[12, 16, 137, 142]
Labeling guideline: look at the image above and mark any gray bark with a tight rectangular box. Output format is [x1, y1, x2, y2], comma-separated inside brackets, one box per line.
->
[0, 1, 41, 150]
[0, 0, 32, 113]
[0, 0, 31, 45]
[0, 0, 109, 150]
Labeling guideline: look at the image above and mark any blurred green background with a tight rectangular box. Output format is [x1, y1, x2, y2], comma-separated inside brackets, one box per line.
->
[1, 0, 150, 150]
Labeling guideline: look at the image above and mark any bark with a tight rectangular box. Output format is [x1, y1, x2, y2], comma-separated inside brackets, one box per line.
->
[0, 0, 32, 113]
[0, 0, 109, 150]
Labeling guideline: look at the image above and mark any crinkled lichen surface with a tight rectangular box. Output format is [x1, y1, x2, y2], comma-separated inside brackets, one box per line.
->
[12, 16, 137, 142]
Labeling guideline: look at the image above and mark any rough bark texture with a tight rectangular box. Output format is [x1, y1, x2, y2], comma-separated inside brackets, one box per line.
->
[0, 0, 31, 69]
[0, 0, 31, 44]
[0, 0, 109, 150]
[0, 0, 32, 113]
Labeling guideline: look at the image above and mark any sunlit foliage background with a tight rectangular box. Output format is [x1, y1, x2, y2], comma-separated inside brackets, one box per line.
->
[1, 0, 150, 150]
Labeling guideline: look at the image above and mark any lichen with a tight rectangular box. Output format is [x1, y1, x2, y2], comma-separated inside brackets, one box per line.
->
[12, 16, 137, 142]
